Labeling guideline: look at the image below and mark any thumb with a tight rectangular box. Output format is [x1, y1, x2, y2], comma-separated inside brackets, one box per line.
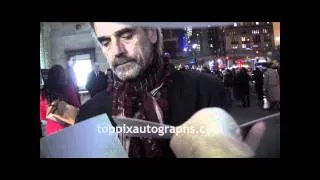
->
[244, 122, 266, 152]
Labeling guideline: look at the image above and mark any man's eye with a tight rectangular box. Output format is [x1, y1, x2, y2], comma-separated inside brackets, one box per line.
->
[101, 41, 110, 47]
[121, 33, 133, 39]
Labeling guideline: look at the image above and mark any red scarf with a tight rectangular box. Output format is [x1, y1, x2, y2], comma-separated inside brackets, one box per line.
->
[107, 57, 174, 157]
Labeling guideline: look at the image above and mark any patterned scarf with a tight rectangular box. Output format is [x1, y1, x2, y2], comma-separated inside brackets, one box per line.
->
[107, 56, 174, 158]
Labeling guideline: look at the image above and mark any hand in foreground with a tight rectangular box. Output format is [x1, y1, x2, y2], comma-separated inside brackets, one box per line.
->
[169, 108, 266, 158]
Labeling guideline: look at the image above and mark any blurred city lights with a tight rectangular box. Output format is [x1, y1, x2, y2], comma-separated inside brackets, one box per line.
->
[192, 44, 198, 49]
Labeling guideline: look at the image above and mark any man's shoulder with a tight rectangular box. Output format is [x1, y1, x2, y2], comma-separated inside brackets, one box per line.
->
[168, 70, 228, 126]
[66, 66, 72, 71]
[171, 70, 226, 104]
[76, 91, 112, 123]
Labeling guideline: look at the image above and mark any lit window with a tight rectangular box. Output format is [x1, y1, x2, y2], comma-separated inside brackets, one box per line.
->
[242, 37, 245, 41]
[257, 30, 260, 34]
[256, 22, 259, 25]
[197, 33, 199, 36]
[210, 44, 213, 48]
[266, 43, 269, 47]
[242, 44, 246, 49]
[73, 58, 93, 90]
[267, 22, 270, 24]
[234, 23, 237, 27]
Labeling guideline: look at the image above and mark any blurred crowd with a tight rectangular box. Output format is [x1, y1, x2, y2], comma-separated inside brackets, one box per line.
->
[176, 62, 280, 110]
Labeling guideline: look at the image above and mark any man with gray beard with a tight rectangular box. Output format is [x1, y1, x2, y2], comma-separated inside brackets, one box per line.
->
[76, 22, 229, 158]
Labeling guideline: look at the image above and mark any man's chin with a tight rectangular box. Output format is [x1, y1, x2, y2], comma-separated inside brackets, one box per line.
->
[114, 65, 142, 81]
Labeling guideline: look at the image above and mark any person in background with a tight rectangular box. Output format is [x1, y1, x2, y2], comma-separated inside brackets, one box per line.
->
[184, 64, 190, 71]
[223, 69, 234, 108]
[66, 57, 80, 101]
[178, 64, 186, 71]
[232, 68, 236, 79]
[252, 65, 264, 106]
[86, 62, 107, 98]
[214, 68, 223, 83]
[237, 68, 251, 108]
[233, 68, 240, 101]
[195, 65, 199, 71]
[263, 63, 280, 111]
[191, 64, 197, 71]
[202, 66, 211, 74]
[105, 68, 114, 90]
[40, 65, 80, 136]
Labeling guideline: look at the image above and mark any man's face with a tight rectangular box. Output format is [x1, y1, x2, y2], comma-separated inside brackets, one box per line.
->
[68, 58, 76, 67]
[94, 22, 158, 81]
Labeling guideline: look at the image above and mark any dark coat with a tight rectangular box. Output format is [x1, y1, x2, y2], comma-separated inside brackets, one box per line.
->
[85, 71, 107, 98]
[76, 70, 228, 157]
[223, 70, 234, 87]
[253, 69, 264, 86]
[234, 70, 250, 98]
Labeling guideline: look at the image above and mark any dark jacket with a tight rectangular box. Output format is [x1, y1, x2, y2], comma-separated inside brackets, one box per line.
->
[85, 71, 107, 98]
[252, 69, 264, 86]
[223, 70, 233, 87]
[76, 70, 228, 157]
[234, 69, 250, 97]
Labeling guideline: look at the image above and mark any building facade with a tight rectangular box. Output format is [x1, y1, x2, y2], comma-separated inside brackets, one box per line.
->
[162, 29, 185, 58]
[224, 22, 275, 57]
[207, 26, 226, 57]
[162, 25, 226, 65]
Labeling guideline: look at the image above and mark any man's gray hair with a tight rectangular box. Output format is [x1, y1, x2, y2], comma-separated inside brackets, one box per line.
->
[88, 22, 163, 59]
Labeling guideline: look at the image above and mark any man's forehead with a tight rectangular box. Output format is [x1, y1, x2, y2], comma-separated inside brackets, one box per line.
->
[94, 22, 134, 36]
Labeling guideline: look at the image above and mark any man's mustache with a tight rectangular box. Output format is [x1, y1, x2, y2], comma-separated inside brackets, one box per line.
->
[113, 57, 136, 67]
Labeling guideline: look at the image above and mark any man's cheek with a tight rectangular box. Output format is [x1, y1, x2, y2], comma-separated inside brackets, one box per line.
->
[105, 56, 115, 69]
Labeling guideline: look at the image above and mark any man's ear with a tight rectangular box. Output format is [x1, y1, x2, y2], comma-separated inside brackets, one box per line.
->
[146, 29, 158, 44]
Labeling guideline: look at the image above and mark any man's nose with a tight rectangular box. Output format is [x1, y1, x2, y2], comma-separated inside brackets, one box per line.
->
[110, 40, 125, 57]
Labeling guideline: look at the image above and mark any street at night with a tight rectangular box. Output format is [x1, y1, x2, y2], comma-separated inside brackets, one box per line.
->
[229, 84, 280, 157]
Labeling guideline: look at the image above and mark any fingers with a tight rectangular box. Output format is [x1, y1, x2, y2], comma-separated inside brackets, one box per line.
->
[244, 121, 266, 152]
